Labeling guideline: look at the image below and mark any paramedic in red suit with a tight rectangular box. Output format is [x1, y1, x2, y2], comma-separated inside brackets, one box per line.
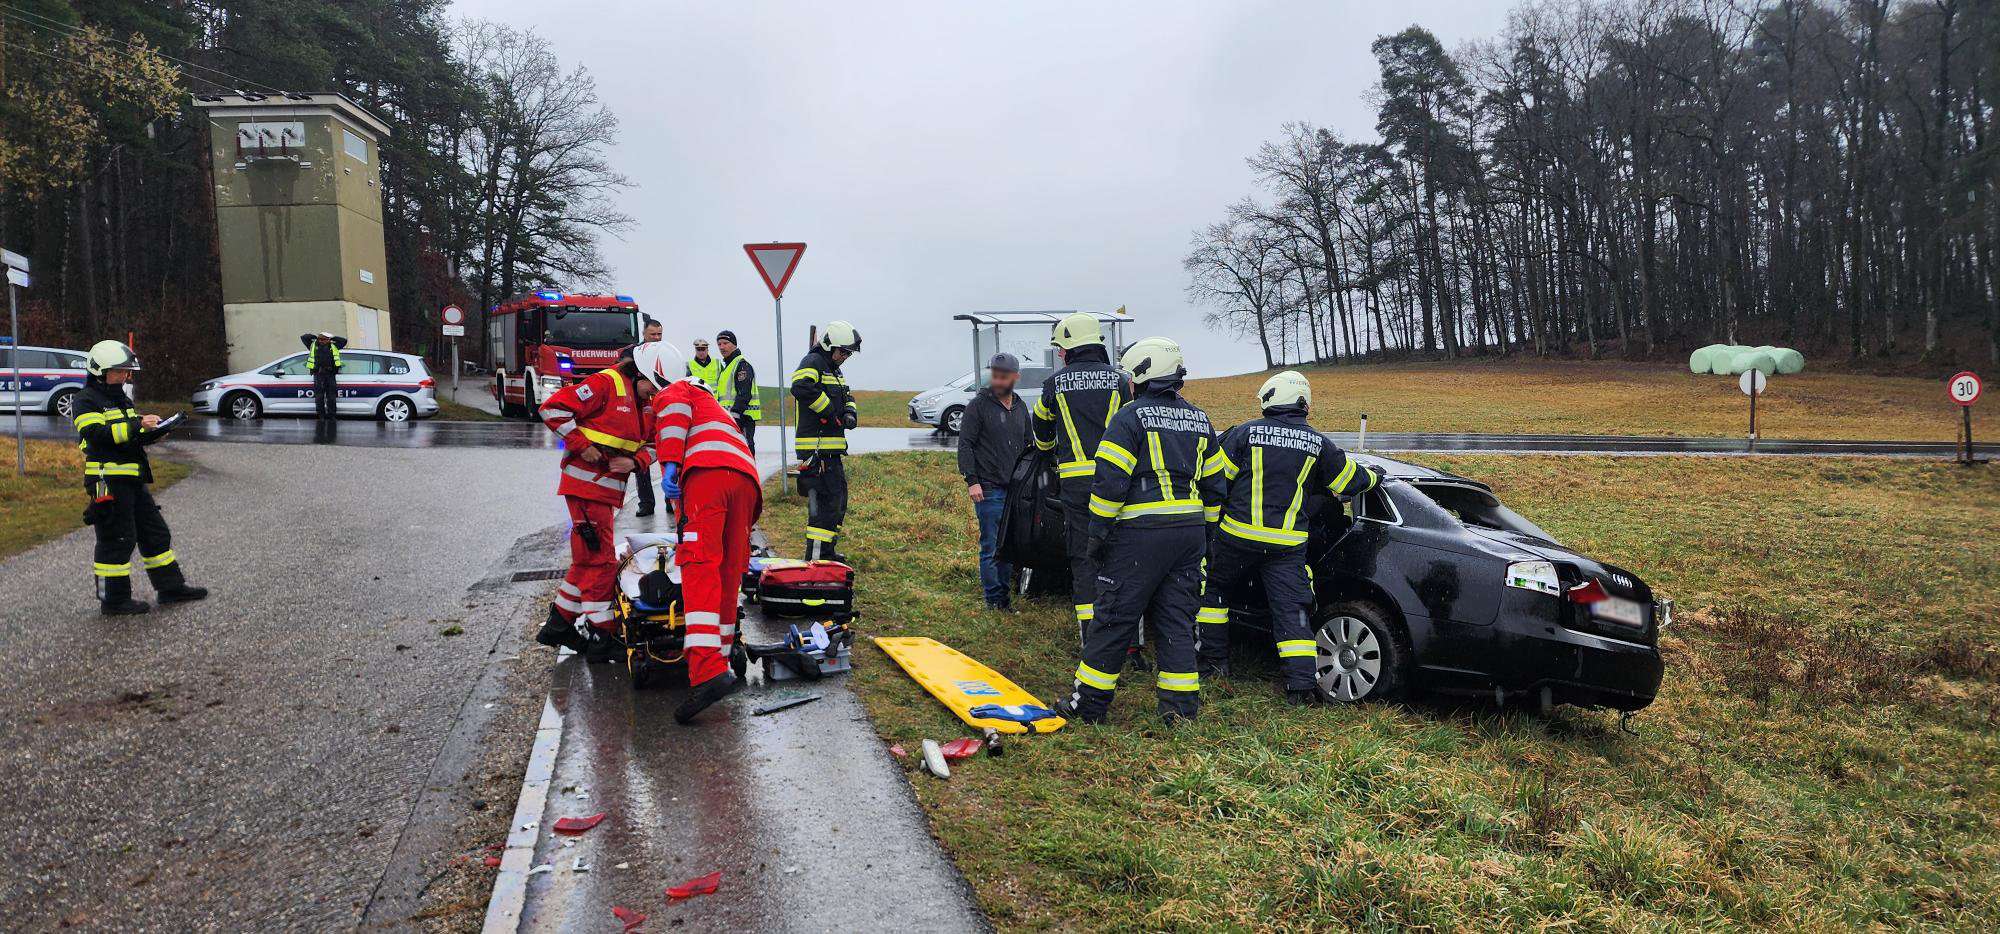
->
[633, 344, 763, 724]
[534, 357, 660, 661]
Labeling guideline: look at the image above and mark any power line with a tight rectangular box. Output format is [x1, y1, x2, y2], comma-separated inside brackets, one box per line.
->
[0, 3, 286, 95]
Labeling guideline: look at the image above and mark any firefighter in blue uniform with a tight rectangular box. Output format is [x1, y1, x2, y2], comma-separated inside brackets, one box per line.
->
[791, 321, 861, 561]
[72, 340, 208, 615]
[1030, 312, 1132, 644]
[1196, 370, 1381, 704]
[1056, 337, 1221, 725]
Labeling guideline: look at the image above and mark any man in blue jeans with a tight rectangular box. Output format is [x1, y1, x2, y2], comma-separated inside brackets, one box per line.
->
[959, 353, 1031, 610]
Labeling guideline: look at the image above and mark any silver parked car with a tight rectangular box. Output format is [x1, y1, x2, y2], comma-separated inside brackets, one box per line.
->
[192, 349, 440, 422]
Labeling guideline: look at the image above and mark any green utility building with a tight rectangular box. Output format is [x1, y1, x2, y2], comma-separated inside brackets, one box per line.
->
[193, 92, 393, 373]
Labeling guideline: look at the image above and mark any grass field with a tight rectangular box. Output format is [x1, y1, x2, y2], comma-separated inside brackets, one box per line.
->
[1181, 358, 1993, 442]
[760, 451, 1999, 930]
[755, 386, 923, 427]
[0, 439, 191, 561]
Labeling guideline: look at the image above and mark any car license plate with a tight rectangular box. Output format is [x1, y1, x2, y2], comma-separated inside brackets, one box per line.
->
[1592, 595, 1645, 627]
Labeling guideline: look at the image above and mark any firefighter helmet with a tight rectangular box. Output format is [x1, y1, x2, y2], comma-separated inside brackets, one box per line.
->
[86, 340, 142, 376]
[1119, 336, 1185, 385]
[632, 341, 688, 390]
[1050, 312, 1103, 350]
[817, 321, 862, 353]
[1258, 370, 1311, 410]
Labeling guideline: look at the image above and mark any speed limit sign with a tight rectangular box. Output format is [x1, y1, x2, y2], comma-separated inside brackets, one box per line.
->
[1948, 371, 1981, 406]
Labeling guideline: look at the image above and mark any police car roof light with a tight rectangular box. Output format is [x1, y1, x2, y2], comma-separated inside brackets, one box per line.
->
[535, 290, 564, 302]
[615, 294, 635, 303]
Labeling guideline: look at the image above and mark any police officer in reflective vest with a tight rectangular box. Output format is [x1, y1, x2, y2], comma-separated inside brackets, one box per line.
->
[73, 340, 208, 615]
[1031, 312, 1132, 642]
[714, 330, 761, 455]
[300, 331, 346, 438]
[1197, 371, 1382, 704]
[791, 321, 860, 561]
[1057, 337, 1221, 725]
[686, 338, 721, 387]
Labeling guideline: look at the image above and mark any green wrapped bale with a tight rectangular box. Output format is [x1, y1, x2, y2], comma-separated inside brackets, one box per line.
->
[1688, 344, 1727, 373]
[1710, 346, 1745, 374]
[1732, 351, 1778, 377]
[1773, 347, 1805, 374]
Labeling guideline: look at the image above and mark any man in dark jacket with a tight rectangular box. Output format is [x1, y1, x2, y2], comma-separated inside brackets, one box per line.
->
[300, 332, 346, 440]
[959, 353, 1031, 610]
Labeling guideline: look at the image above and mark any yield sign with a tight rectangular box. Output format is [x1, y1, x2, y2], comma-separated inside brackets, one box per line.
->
[743, 242, 806, 299]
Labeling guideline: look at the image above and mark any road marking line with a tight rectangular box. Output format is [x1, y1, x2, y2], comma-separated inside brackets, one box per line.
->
[481, 685, 566, 934]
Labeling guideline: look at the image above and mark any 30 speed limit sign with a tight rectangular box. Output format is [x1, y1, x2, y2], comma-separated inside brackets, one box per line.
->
[1948, 371, 1981, 406]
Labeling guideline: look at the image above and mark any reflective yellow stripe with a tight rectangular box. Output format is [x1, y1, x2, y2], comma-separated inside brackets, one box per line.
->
[1116, 497, 1204, 519]
[141, 550, 177, 569]
[577, 426, 641, 452]
[604, 368, 628, 399]
[93, 562, 131, 577]
[1209, 448, 1239, 479]
[804, 527, 838, 542]
[73, 412, 106, 429]
[819, 375, 847, 387]
[1096, 440, 1137, 473]
[1280, 454, 1315, 533]
[1032, 397, 1053, 420]
[1329, 457, 1357, 494]
[1034, 435, 1057, 451]
[1147, 431, 1172, 501]
[1055, 394, 1088, 464]
[1156, 670, 1200, 692]
[1220, 514, 1309, 546]
[1074, 603, 1093, 621]
[1195, 606, 1230, 625]
[791, 368, 821, 383]
[1089, 494, 1123, 518]
[794, 436, 848, 451]
[808, 393, 831, 413]
[111, 422, 131, 443]
[1204, 505, 1221, 523]
[84, 462, 143, 478]
[1074, 662, 1119, 690]
[1250, 447, 1265, 526]
[1277, 639, 1316, 658]
[1056, 459, 1094, 478]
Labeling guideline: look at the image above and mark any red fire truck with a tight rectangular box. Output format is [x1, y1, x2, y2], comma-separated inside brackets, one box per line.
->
[487, 289, 642, 417]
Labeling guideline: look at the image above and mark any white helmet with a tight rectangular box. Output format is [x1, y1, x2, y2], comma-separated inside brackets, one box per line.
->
[1258, 370, 1311, 410]
[1050, 312, 1103, 350]
[817, 321, 862, 353]
[632, 341, 688, 390]
[1119, 336, 1185, 385]
[87, 340, 142, 376]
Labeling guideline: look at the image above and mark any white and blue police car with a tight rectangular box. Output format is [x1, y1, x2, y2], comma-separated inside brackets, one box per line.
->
[0, 341, 92, 420]
[192, 349, 440, 422]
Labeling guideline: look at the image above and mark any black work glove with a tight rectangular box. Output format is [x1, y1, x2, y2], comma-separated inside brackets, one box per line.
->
[840, 410, 858, 431]
[1367, 465, 1387, 488]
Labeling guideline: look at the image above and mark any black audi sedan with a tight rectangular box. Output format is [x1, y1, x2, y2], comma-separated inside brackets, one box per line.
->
[1213, 453, 1668, 712]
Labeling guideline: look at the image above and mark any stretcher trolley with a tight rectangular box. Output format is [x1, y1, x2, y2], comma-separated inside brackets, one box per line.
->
[614, 533, 748, 689]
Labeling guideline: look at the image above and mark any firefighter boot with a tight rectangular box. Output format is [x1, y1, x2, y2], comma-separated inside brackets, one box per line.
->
[674, 671, 741, 725]
[1285, 688, 1318, 707]
[149, 561, 208, 604]
[98, 575, 150, 616]
[535, 604, 589, 654]
[581, 627, 624, 664]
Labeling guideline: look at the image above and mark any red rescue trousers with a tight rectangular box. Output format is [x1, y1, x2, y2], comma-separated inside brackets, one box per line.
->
[676, 467, 762, 685]
[557, 497, 619, 634]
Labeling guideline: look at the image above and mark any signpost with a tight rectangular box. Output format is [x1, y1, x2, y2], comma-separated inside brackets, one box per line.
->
[1739, 368, 1767, 451]
[4, 248, 29, 475]
[743, 242, 806, 471]
[1948, 371, 1981, 465]
[441, 304, 466, 398]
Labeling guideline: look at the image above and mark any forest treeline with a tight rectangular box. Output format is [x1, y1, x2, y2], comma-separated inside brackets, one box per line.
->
[0, 0, 627, 393]
[1188, 0, 2000, 371]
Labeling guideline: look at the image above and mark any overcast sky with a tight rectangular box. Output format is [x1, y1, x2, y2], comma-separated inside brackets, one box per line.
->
[450, 0, 1513, 389]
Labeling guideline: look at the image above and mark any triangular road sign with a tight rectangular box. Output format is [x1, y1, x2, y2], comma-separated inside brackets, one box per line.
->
[743, 242, 806, 299]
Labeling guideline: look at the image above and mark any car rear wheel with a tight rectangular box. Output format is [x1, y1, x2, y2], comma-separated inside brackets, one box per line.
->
[1313, 601, 1408, 703]
[378, 396, 414, 422]
[942, 405, 965, 435]
[49, 388, 79, 420]
[223, 391, 263, 421]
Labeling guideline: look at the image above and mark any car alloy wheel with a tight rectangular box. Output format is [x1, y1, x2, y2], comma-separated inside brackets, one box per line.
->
[943, 406, 965, 434]
[380, 397, 413, 422]
[1315, 614, 1384, 702]
[227, 393, 262, 420]
[52, 389, 78, 420]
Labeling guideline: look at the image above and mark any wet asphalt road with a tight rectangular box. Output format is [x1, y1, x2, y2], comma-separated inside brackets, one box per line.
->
[0, 441, 568, 931]
[8, 411, 1990, 457]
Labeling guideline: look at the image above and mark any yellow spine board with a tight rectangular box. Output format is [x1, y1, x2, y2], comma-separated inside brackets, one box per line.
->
[872, 636, 1066, 735]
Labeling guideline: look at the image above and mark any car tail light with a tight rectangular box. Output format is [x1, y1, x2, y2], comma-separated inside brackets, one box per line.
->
[1505, 560, 1561, 595]
[1566, 578, 1609, 604]
[418, 377, 435, 388]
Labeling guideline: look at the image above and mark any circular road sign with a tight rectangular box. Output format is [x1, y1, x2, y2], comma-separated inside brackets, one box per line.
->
[1948, 371, 1981, 406]
[1738, 369, 1767, 396]
[441, 304, 465, 325]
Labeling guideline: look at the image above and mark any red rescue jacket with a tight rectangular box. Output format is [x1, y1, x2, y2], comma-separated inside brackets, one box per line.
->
[649, 380, 758, 481]
[540, 368, 655, 505]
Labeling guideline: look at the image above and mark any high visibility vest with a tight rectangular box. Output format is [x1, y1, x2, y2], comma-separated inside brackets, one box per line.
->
[717, 354, 761, 421]
[686, 356, 722, 393]
[309, 342, 343, 373]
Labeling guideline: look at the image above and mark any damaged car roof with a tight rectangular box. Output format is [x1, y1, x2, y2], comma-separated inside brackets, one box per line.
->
[1349, 450, 1489, 489]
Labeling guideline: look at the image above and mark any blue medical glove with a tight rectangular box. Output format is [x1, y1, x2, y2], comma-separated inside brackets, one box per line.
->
[660, 462, 682, 500]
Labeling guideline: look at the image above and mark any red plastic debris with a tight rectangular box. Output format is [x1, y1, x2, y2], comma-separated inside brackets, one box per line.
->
[938, 738, 982, 761]
[613, 905, 647, 932]
[665, 870, 722, 900]
[551, 812, 606, 835]
[482, 856, 502, 868]
[887, 744, 907, 758]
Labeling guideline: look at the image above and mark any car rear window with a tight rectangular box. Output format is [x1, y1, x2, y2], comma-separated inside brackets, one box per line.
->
[1410, 482, 1555, 542]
